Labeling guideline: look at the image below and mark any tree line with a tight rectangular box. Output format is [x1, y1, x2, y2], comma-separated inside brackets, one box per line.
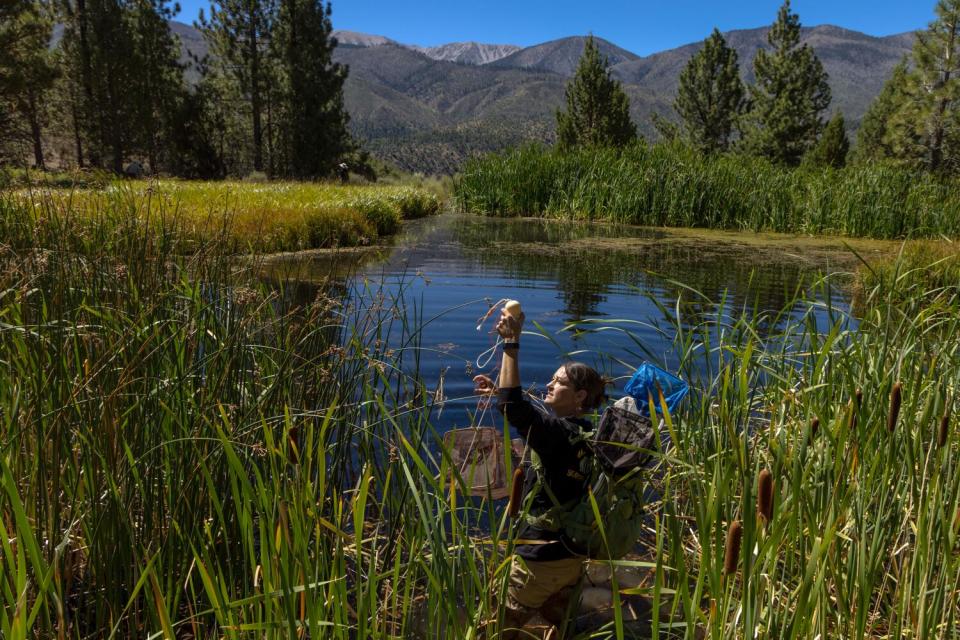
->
[0, 0, 356, 179]
[557, 0, 960, 175]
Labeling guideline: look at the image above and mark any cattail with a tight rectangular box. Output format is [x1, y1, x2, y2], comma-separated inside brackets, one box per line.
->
[850, 388, 862, 430]
[809, 416, 820, 440]
[508, 468, 524, 518]
[757, 469, 774, 525]
[723, 521, 742, 576]
[887, 382, 902, 433]
[939, 412, 950, 449]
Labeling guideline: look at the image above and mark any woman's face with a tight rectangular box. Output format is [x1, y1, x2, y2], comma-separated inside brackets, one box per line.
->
[544, 366, 588, 417]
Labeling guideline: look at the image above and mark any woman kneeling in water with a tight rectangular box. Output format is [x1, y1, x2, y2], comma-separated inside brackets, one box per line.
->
[473, 306, 608, 638]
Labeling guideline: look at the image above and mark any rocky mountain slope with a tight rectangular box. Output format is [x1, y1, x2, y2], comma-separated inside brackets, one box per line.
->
[170, 21, 915, 174]
[410, 41, 521, 65]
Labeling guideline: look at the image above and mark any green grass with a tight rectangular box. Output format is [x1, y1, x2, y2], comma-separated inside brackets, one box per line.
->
[5, 179, 442, 252]
[454, 143, 960, 239]
[0, 189, 958, 639]
[853, 239, 960, 312]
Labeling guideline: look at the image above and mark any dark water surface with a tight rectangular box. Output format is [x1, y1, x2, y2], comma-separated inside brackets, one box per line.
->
[270, 214, 870, 431]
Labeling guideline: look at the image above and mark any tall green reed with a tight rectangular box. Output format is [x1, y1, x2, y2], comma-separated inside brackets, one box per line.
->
[568, 262, 959, 638]
[2, 186, 958, 639]
[454, 143, 960, 240]
[0, 190, 510, 639]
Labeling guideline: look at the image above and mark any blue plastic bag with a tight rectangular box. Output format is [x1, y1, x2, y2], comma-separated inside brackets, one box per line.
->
[623, 363, 689, 418]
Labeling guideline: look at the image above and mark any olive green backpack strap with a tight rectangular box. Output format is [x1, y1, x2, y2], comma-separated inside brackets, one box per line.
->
[523, 449, 580, 532]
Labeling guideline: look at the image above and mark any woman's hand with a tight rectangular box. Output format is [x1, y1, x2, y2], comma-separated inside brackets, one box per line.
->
[473, 374, 496, 396]
[494, 308, 524, 340]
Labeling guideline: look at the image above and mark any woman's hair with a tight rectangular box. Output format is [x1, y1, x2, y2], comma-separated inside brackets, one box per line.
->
[563, 362, 612, 411]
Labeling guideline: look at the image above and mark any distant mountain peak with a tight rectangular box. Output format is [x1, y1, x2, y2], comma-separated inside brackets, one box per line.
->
[492, 35, 641, 76]
[411, 41, 521, 65]
[332, 30, 398, 47]
[330, 29, 520, 65]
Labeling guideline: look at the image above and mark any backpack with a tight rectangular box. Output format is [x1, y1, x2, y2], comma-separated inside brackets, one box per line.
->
[525, 396, 658, 560]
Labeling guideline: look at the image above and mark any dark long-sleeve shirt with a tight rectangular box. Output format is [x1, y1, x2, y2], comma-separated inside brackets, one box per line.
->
[497, 386, 592, 561]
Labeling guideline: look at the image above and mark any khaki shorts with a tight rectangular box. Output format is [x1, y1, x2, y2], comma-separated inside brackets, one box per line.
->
[506, 555, 586, 610]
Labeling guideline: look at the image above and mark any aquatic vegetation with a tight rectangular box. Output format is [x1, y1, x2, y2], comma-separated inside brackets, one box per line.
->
[454, 142, 960, 239]
[756, 469, 774, 525]
[723, 521, 742, 576]
[0, 195, 958, 639]
[852, 239, 960, 311]
[4, 179, 442, 252]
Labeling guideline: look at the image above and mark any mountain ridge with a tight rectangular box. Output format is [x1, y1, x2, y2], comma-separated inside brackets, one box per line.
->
[169, 21, 916, 174]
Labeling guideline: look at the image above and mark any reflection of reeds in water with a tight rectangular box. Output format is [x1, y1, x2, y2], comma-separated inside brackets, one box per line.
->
[1, 189, 959, 639]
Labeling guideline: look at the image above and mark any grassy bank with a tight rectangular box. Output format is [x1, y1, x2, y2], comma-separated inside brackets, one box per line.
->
[454, 143, 960, 239]
[1, 197, 958, 639]
[5, 179, 442, 252]
[853, 239, 960, 309]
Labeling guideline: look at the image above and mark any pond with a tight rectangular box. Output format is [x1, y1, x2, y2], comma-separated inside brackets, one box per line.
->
[267, 213, 891, 432]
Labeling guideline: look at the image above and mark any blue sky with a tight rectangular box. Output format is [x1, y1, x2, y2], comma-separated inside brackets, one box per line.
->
[173, 0, 934, 56]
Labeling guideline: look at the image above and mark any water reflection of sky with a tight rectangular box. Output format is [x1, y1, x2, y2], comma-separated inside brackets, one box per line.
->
[278, 214, 860, 432]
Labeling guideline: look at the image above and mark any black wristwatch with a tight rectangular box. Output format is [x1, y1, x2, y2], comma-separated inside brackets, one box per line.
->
[503, 340, 520, 350]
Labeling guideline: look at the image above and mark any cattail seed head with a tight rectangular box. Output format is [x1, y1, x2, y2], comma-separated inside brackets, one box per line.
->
[508, 468, 524, 518]
[939, 413, 950, 449]
[757, 469, 774, 525]
[850, 389, 863, 430]
[887, 382, 902, 433]
[723, 520, 742, 576]
[810, 416, 820, 439]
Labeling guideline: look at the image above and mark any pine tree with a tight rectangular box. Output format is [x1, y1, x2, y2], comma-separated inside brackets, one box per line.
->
[851, 60, 909, 164]
[128, 0, 187, 173]
[198, 0, 278, 174]
[58, 0, 137, 171]
[274, 0, 351, 178]
[52, 0, 197, 173]
[166, 82, 225, 178]
[804, 112, 849, 168]
[556, 36, 637, 149]
[0, 0, 58, 168]
[675, 28, 746, 153]
[886, 0, 960, 173]
[57, 0, 94, 166]
[743, 0, 831, 165]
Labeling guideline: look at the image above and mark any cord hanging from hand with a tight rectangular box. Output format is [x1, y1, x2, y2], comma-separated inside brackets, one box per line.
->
[474, 298, 510, 369]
